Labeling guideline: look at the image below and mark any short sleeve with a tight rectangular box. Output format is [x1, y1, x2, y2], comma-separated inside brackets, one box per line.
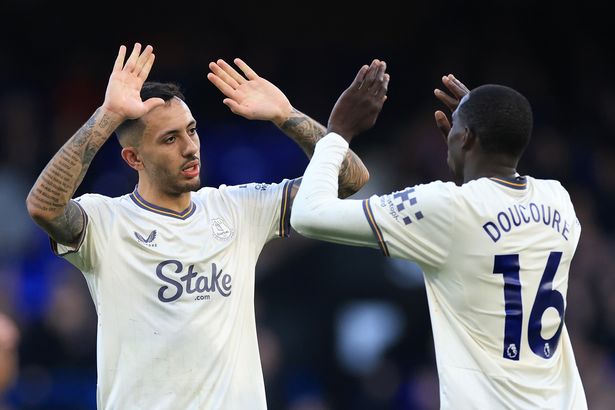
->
[221, 179, 296, 243]
[365, 181, 456, 270]
[51, 193, 115, 273]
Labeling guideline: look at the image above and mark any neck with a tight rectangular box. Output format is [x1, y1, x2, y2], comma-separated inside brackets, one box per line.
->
[136, 179, 192, 213]
[462, 155, 518, 184]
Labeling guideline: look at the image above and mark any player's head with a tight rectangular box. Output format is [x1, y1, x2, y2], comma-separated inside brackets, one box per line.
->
[446, 84, 533, 183]
[116, 82, 201, 195]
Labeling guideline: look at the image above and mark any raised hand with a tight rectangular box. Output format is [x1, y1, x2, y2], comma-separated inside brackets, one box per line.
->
[433, 74, 470, 138]
[207, 58, 292, 125]
[102, 43, 165, 120]
[327, 59, 389, 143]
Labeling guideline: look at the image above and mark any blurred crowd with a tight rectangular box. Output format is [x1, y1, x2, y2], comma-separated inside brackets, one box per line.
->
[2, 1, 615, 409]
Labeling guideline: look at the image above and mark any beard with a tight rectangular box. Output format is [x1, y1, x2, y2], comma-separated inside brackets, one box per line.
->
[149, 165, 202, 196]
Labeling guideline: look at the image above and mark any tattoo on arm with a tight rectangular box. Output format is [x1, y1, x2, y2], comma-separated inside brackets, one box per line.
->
[280, 109, 369, 198]
[27, 108, 119, 245]
[37, 200, 85, 246]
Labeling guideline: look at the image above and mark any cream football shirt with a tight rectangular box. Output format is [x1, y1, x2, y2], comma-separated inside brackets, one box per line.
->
[291, 133, 587, 410]
[53, 179, 295, 410]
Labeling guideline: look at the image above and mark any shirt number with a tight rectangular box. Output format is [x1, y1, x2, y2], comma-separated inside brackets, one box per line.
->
[493, 252, 565, 360]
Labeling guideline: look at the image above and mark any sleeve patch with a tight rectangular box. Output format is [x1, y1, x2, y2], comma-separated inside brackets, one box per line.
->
[379, 188, 425, 226]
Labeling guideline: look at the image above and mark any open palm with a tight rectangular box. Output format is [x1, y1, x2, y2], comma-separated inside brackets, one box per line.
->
[207, 58, 291, 123]
[102, 43, 164, 120]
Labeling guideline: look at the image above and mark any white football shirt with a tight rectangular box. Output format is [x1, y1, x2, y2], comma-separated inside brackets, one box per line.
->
[291, 133, 587, 409]
[53, 179, 296, 410]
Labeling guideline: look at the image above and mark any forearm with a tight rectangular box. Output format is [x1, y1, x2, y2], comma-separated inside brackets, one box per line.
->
[277, 109, 369, 198]
[291, 132, 376, 247]
[26, 107, 122, 243]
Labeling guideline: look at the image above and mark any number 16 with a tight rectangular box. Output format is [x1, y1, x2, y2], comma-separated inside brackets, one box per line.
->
[493, 252, 565, 360]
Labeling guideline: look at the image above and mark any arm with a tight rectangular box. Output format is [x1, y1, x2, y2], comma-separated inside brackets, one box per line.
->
[291, 60, 389, 244]
[25, 43, 164, 247]
[26, 108, 120, 246]
[207, 58, 369, 198]
[290, 133, 376, 247]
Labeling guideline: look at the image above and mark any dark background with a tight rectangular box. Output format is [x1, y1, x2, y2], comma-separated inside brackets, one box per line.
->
[1, 1, 614, 409]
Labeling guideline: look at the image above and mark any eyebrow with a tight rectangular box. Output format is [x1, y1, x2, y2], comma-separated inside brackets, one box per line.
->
[158, 119, 197, 138]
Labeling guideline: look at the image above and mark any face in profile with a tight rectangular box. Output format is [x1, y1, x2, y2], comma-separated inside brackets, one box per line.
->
[137, 98, 202, 195]
[446, 95, 470, 185]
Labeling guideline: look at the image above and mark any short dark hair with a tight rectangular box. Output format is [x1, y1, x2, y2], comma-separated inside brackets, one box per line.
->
[115, 82, 186, 146]
[458, 84, 533, 159]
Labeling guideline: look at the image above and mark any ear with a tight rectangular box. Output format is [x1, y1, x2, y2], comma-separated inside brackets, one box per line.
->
[121, 147, 144, 171]
[461, 127, 477, 151]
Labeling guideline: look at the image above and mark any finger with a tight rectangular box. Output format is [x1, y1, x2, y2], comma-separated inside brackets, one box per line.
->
[444, 74, 469, 99]
[373, 61, 387, 94]
[209, 62, 240, 90]
[124, 43, 142, 72]
[207, 72, 237, 98]
[233, 58, 259, 80]
[217, 59, 247, 85]
[376, 73, 390, 99]
[434, 88, 458, 111]
[434, 110, 451, 139]
[363, 59, 380, 89]
[143, 97, 166, 113]
[113, 45, 127, 72]
[138, 53, 156, 80]
[353, 65, 369, 88]
[135, 45, 154, 73]
[449, 74, 470, 94]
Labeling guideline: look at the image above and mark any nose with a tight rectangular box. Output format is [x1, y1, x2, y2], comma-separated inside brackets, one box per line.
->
[181, 134, 199, 157]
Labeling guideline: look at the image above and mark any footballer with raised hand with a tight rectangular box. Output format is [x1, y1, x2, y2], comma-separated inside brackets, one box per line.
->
[25, 42, 387, 409]
[292, 75, 587, 409]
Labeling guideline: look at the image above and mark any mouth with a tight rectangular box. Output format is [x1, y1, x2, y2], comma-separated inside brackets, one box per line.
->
[181, 160, 200, 178]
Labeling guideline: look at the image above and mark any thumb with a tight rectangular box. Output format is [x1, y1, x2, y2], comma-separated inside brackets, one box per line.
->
[434, 110, 451, 140]
[223, 99, 247, 116]
[143, 97, 166, 113]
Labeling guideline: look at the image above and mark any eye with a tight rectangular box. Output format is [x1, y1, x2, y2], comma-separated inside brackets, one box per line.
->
[188, 127, 197, 136]
[164, 136, 176, 144]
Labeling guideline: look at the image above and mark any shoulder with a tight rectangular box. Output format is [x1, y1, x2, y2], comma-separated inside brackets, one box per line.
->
[201, 181, 290, 199]
[372, 180, 458, 217]
[74, 192, 123, 210]
[527, 176, 573, 202]
[404, 180, 459, 204]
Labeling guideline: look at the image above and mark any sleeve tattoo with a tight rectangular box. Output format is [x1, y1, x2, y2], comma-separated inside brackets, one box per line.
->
[27, 108, 117, 246]
[279, 109, 369, 198]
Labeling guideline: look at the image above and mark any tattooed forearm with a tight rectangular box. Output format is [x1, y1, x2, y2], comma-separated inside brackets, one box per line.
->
[279, 109, 327, 156]
[279, 109, 369, 198]
[26, 107, 121, 244]
[338, 151, 369, 198]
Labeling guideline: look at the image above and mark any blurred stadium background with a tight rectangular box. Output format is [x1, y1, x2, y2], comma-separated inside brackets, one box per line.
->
[1, 1, 614, 409]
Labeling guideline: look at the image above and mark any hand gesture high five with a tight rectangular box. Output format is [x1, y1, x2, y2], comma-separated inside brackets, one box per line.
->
[102, 43, 165, 120]
[327, 59, 389, 143]
[207, 58, 292, 125]
[433, 74, 470, 138]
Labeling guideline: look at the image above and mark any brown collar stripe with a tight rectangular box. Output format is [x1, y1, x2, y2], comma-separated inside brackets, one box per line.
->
[489, 176, 527, 190]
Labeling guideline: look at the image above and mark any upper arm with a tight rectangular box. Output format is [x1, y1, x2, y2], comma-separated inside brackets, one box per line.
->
[31, 199, 86, 248]
[364, 182, 456, 268]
